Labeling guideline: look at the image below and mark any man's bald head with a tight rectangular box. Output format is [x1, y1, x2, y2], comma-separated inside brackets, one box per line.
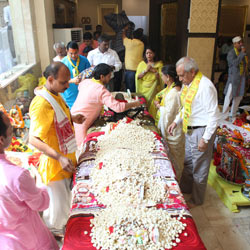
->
[43, 62, 70, 94]
[43, 62, 69, 80]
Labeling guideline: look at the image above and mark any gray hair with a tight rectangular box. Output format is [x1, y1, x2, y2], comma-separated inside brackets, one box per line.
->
[97, 34, 110, 43]
[176, 57, 199, 72]
[53, 42, 66, 51]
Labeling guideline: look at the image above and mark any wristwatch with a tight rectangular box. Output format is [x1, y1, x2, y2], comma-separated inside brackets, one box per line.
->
[203, 138, 208, 144]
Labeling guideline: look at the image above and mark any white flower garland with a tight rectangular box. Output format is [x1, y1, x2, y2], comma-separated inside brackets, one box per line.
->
[89, 121, 187, 249]
[91, 206, 187, 250]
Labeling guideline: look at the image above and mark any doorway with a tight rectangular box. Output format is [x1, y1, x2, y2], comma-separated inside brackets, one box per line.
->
[149, 0, 190, 65]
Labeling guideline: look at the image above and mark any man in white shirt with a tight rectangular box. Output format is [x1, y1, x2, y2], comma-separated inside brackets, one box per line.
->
[87, 34, 122, 91]
[53, 42, 66, 62]
[168, 57, 220, 207]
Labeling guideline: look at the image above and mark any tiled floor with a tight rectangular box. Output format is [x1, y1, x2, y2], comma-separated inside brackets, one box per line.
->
[188, 185, 250, 250]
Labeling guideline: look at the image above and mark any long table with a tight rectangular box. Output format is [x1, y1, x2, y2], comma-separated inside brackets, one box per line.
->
[62, 129, 205, 250]
[62, 93, 205, 249]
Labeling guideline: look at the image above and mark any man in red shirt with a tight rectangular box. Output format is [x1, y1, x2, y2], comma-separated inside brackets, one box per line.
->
[79, 32, 98, 57]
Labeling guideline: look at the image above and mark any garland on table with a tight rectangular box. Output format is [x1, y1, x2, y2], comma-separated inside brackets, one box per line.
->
[91, 206, 188, 250]
[89, 121, 188, 249]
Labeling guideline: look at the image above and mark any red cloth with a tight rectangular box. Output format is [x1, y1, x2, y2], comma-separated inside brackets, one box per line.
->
[83, 131, 105, 144]
[115, 99, 128, 103]
[63, 216, 95, 250]
[63, 216, 206, 250]
[28, 152, 42, 167]
[213, 151, 221, 166]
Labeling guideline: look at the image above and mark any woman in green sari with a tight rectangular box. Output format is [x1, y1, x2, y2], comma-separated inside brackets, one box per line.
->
[135, 47, 163, 109]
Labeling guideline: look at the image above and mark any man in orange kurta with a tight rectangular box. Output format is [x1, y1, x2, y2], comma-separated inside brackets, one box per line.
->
[29, 62, 84, 236]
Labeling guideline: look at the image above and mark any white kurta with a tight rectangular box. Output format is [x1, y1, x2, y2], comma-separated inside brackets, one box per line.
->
[158, 88, 185, 180]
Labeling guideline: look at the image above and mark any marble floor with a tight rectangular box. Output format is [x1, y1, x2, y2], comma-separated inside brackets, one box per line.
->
[188, 184, 250, 250]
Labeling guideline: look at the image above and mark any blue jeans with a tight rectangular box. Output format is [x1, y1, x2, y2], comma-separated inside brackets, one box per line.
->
[125, 70, 136, 92]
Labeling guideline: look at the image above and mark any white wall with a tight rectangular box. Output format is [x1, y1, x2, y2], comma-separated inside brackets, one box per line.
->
[76, 0, 150, 34]
[122, 0, 149, 16]
[122, 0, 150, 34]
[128, 16, 149, 35]
[77, 0, 122, 32]
[34, 0, 55, 71]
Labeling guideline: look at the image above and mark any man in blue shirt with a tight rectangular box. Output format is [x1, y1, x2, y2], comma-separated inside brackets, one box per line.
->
[61, 41, 90, 109]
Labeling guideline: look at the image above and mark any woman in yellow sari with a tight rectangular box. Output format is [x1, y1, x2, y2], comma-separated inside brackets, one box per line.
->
[135, 47, 163, 109]
[154, 65, 185, 180]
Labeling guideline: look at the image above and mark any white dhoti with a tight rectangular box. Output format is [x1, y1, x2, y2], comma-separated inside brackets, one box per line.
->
[43, 178, 72, 233]
[222, 83, 243, 119]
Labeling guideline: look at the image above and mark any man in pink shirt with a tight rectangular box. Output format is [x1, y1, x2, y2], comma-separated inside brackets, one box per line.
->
[0, 111, 58, 249]
[71, 63, 141, 147]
